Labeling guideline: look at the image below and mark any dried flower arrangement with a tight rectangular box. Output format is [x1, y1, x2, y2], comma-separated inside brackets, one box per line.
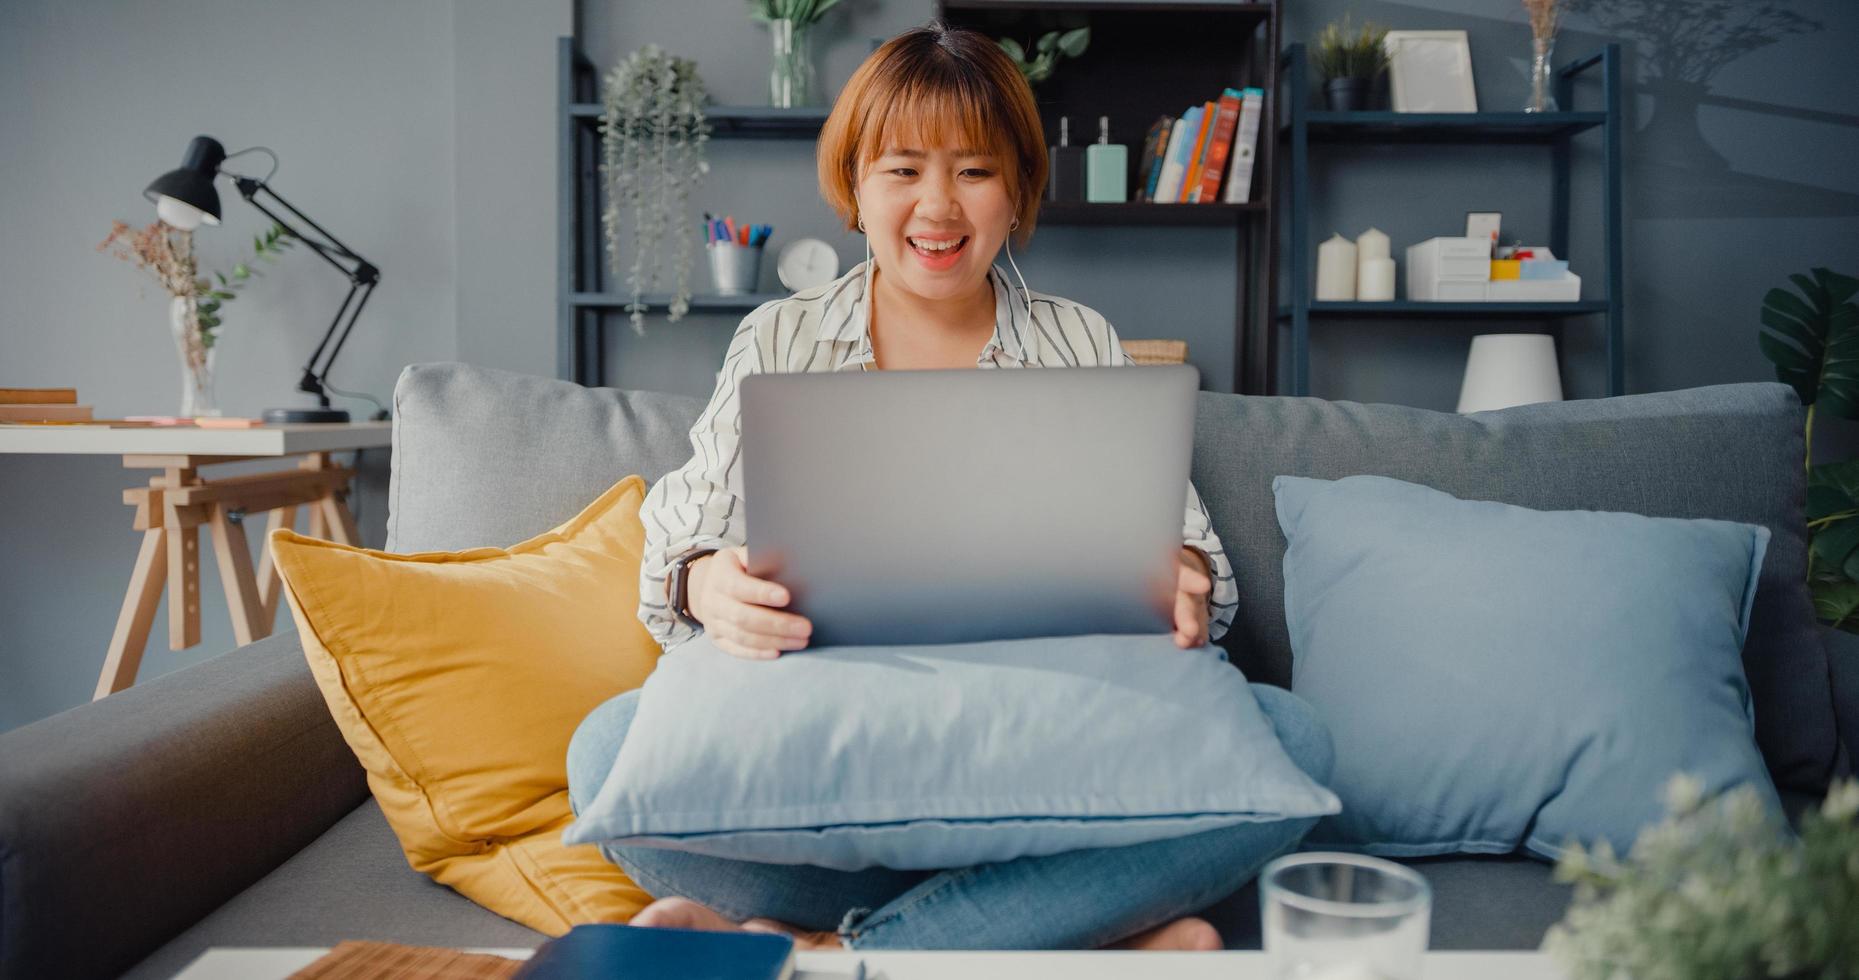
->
[1523, 0, 1563, 41]
[600, 45, 711, 335]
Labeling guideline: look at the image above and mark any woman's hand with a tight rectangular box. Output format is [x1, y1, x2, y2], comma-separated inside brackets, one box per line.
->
[1173, 547, 1213, 649]
[686, 546, 813, 660]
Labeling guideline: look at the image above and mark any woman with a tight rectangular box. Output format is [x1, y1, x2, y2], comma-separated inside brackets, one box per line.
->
[567, 22, 1332, 951]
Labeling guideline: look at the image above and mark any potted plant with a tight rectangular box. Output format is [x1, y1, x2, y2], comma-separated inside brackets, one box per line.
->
[1545, 774, 1859, 978]
[1315, 16, 1390, 112]
[997, 27, 1090, 85]
[1757, 266, 1859, 764]
[599, 45, 710, 335]
[747, 0, 845, 108]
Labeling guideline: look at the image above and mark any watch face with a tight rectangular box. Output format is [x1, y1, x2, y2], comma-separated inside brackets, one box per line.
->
[778, 238, 838, 292]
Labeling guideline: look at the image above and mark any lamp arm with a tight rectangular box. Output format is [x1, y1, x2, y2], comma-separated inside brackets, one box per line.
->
[228, 176, 381, 407]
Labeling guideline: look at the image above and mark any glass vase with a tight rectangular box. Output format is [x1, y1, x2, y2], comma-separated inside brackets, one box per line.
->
[169, 295, 220, 418]
[768, 18, 815, 108]
[1525, 36, 1558, 113]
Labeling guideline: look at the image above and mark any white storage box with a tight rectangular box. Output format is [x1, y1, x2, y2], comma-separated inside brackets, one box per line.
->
[1407, 236, 1491, 301]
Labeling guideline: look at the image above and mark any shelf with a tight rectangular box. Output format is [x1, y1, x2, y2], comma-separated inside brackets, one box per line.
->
[1291, 111, 1608, 144]
[941, 0, 1271, 13]
[1039, 201, 1263, 226]
[572, 292, 785, 313]
[570, 103, 829, 139]
[1275, 300, 1609, 320]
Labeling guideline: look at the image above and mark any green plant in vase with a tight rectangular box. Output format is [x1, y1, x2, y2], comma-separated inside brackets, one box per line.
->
[748, 0, 844, 108]
[997, 27, 1090, 85]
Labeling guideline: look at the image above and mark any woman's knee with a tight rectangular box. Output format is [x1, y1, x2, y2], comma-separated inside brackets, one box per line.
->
[566, 689, 643, 816]
[1250, 684, 1334, 785]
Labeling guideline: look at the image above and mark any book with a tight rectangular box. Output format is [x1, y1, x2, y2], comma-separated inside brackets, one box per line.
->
[512, 924, 795, 980]
[1222, 87, 1266, 204]
[1195, 88, 1245, 204]
[0, 388, 77, 405]
[1135, 115, 1172, 203]
[1152, 106, 1199, 204]
[1179, 100, 1216, 202]
[0, 403, 92, 422]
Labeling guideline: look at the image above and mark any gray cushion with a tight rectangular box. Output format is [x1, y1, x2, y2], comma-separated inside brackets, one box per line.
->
[121, 800, 547, 980]
[1190, 383, 1834, 789]
[386, 362, 704, 553]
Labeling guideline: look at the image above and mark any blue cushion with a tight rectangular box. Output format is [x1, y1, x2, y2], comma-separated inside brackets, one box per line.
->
[1272, 474, 1781, 860]
[563, 634, 1340, 871]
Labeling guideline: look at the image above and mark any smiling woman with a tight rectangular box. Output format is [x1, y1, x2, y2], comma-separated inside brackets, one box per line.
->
[574, 19, 1320, 958]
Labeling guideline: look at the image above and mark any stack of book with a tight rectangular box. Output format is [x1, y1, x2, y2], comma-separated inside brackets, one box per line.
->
[1133, 87, 1267, 205]
[0, 387, 90, 422]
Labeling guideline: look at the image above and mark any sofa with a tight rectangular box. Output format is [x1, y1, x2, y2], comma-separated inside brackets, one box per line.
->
[2, 362, 1853, 980]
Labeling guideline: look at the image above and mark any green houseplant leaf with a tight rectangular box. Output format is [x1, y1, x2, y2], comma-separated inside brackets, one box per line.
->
[1759, 267, 1859, 417]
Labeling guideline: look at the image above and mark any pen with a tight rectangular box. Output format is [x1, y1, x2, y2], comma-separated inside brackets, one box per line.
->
[853, 959, 866, 980]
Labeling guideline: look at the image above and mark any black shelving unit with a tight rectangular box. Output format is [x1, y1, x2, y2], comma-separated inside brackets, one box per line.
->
[560, 4, 1282, 389]
[1274, 42, 1625, 399]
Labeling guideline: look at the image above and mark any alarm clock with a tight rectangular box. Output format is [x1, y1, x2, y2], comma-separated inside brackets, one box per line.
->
[776, 238, 840, 292]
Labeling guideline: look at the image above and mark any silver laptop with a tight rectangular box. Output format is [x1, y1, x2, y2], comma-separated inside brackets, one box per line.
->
[740, 364, 1200, 647]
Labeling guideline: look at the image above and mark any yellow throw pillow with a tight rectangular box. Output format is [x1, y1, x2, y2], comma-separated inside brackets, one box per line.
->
[270, 476, 660, 934]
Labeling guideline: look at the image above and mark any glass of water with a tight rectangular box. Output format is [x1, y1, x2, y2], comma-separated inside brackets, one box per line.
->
[1261, 852, 1432, 980]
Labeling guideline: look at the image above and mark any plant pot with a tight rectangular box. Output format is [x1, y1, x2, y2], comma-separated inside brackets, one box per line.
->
[1325, 77, 1370, 112]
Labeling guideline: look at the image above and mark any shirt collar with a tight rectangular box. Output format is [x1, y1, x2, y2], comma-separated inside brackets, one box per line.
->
[814, 260, 1029, 366]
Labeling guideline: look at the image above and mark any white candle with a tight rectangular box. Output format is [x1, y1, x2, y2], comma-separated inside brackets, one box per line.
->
[1356, 227, 1390, 262]
[1358, 257, 1396, 301]
[1316, 234, 1358, 301]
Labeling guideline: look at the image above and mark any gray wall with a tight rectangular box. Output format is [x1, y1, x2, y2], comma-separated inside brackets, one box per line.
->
[0, 0, 568, 732]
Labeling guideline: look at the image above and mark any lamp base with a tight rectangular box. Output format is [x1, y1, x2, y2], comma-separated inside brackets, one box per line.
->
[263, 406, 351, 424]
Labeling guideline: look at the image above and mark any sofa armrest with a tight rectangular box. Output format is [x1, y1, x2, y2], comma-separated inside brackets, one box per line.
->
[0, 631, 367, 980]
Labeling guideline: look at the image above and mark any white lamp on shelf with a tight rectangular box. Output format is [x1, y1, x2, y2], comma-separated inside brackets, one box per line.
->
[1456, 334, 1563, 413]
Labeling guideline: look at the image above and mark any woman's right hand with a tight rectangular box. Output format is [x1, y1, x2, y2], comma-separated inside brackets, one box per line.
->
[686, 546, 813, 660]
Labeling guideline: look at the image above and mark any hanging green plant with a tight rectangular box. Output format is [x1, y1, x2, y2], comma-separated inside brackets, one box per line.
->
[600, 45, 711, 335]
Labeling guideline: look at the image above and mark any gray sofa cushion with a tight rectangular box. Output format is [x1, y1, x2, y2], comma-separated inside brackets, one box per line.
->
[121, 800, 547, 980]
[124, 797, 1572, 972]
[386, 364, 1834, 787]
[1190, 383, 1834, 789]
[386, 362, 703, 553]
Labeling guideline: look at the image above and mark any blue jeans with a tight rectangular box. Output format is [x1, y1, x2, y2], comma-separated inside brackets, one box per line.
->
[566, 681, 1332, 950]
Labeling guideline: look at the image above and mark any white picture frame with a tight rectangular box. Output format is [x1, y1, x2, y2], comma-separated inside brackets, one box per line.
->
[1384, 30, 1477, 113]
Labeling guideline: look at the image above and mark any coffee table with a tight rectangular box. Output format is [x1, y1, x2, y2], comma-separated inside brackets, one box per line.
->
[173, 946, 1565, 978]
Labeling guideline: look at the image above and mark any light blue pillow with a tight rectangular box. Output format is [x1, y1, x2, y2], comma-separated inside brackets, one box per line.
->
[1272, 474, 1781, 860]
[564, 634, 1340, 871]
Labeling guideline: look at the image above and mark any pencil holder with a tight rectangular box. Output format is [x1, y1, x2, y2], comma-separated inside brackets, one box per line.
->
[707, 241, 763, 296]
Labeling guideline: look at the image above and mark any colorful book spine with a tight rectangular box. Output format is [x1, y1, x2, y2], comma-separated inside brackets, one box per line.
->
[1223, 87, 1266, 204]
[1135, 115, 1172, 203]
[1153, 106, 1199, 204]
[1195, 88, 1244, 204]
[1179, 100, 1216, 202]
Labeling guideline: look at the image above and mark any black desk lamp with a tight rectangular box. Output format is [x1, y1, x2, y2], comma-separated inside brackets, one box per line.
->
[144, 135, 380, 423]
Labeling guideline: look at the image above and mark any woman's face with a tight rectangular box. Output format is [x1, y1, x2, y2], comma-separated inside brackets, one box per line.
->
[856, 143, 1016, 305]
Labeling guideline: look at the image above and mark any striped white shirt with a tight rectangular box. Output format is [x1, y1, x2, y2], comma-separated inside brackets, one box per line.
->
[638, 260, 1239, 651]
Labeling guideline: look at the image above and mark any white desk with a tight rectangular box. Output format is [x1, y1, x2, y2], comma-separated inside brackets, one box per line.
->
[0, 421, 390, 697]
[173, 946, 1564, 979]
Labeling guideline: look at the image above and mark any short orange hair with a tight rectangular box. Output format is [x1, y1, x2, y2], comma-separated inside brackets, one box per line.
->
[816, 22, 1048, 247]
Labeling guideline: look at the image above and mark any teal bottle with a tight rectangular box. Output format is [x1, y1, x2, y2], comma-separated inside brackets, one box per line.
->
[1084, 116, 1128, 203]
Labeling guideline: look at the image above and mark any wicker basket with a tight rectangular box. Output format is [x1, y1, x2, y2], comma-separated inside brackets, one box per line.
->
[1121, 339, 1189, 365]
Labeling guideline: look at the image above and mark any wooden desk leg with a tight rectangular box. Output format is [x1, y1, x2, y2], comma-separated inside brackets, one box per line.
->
[256, 505, 296, 628]
[95, 526, 169, 700]
[302, 452, 363, 546]
[165, 498, 202, 651]
[208, 504, 269, 646]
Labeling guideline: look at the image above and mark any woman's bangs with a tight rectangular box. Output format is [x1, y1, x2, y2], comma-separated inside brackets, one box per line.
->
[863, 74, 1010, 165]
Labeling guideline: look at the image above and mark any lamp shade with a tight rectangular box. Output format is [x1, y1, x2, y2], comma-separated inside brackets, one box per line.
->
[1456, 334, 1563, 413]
[143, 135, 227, 229]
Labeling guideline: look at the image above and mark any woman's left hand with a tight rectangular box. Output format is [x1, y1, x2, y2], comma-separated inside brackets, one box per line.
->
[1173, 547, 1213, 648]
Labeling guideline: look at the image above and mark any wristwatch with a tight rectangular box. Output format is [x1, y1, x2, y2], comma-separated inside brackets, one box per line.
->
[669, 548, 719, 631]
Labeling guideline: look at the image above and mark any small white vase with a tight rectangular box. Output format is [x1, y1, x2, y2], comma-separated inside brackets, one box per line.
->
[169, 295, 220, 418]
